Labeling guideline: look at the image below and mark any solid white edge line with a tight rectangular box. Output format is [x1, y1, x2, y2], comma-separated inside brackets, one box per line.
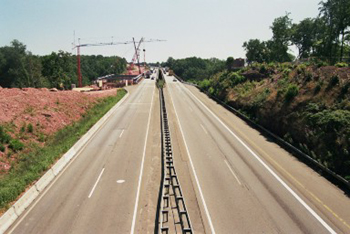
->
[182, 83, 336, 234]
[168, 82, 216, 234]
[7, 90, 130, 234]
[119, 129, 125, 138]
[130, 83, 155, 234]
[224, 160, 242, 186]
[88, 168, 105, 198]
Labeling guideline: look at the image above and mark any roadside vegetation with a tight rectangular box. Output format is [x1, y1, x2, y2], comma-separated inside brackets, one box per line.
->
[0, 89, 126, 211]
[162, 57, 225, 83]
[0, 40, 127, 89]
[196, 63, 350, 180]
[166, 0, 350, 181]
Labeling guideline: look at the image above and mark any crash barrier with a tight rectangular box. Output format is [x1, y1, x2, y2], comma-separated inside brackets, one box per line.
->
[173, 74, 350, 190]
[155, 86, 193, 234]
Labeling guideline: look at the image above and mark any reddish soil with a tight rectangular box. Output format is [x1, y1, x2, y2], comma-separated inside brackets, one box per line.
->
[0, 87, 119, 171]
[125, 64, 145, 75]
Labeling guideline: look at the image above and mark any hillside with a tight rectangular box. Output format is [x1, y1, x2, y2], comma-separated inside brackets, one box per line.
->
[0, 87, 119, 173]
[198, 63, 350, 180]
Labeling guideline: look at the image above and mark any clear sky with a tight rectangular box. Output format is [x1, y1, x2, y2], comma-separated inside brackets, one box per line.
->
[0, 0, 321, 63]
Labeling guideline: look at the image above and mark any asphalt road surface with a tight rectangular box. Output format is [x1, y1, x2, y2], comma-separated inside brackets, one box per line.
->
[163, 74, 350, 234]
[6, 72, 350, 234]
[7, 79, 159, 234]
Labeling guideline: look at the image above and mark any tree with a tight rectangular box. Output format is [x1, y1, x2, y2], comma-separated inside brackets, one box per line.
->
[0, 40, 44, 88]
[41, 51, 76, 89]
[208, 57, 225, 74]
[111, 57, 127, 75]
[0, 40, 128, 89]
[271, 13, 292, 45]
[270, 13, 293, 62]
[319, 0, 350, 61]
[243, 39, 268, 64]
[165, 57, 175, 68]
[18, 54, 47, 88]
[168, 57, 224, 81]
[291, 18, 317, 58]
[226, 57, 234, 71]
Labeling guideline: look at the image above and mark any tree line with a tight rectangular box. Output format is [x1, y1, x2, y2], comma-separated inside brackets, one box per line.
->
[243, 0, 350, 64]
[0, 40, 127, 89]
[163, 56, 225, 82]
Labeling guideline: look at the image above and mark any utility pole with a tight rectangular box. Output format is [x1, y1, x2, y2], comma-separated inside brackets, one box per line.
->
[76, 39, 82, 87]
[143, 48, 146, 68]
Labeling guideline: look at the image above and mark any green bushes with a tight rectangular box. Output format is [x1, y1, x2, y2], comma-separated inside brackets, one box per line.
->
[191, 61, 350, 180]
[199, 79, 211, 91]
[252, 88, 270, 108]
[307, 109, 350, 132]
[329, 74, 339, 87]
[259, 64, 268, 74]
[282, 68, 292, 78]
[306, 109, 350, 176]
[285, 84, 299, 102]
[296, 64, 307, 74]
[335, 62, 348, 67]
[341, 83, 350, 95]
[227, 72, 246, 86]
[0, 126, 11, 144]
[305, 71, 313, 82]
[314, 83, 322, 94]
[9, 139, 24, 152]
[27, 123, 34, 133]
[0, 143, 5, 152]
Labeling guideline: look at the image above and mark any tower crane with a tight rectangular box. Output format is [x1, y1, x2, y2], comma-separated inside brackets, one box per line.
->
[72, 39, 133, 87]
[129, 37, 143, 75]
[72, 37, 166, 87]
[128, 37, 166, 75]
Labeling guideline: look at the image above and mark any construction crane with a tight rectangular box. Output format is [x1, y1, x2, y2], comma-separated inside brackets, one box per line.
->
[73, 37, 166, 87]
[128, 37, 166, 75]
[128, 37, 143, 75]
[72, 39, 134, 87]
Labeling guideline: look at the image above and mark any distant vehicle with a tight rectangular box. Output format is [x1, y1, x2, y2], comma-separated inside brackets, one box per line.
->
[173, 78, 177, 82]
[151, 77, 154, 80]
[145, 71, 152, 78]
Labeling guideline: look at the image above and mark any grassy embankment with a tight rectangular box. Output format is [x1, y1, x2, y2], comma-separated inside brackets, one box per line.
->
[0, 89, 127, 211]
[196, 62, 350, 181]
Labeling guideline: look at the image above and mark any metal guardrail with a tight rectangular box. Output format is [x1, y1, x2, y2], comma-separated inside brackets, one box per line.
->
[156, 71, 193, 233]
[134, 74, 144, 83]
[173, 73, 350, 190]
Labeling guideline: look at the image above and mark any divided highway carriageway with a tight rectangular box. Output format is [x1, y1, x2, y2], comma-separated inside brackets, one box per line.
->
[5, 69, 350, 234]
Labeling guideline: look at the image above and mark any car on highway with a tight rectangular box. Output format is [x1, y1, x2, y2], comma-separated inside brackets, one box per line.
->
[173, 78, 177, 82]
[145, 70, 152, 78]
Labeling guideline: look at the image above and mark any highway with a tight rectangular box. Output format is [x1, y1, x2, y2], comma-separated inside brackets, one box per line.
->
[163, 74, 350, 233]
[6, 71, 350, 234]
[7, 78, 161, 234]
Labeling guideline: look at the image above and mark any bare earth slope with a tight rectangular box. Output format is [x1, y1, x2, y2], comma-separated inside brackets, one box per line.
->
[0, 87, 118, 172]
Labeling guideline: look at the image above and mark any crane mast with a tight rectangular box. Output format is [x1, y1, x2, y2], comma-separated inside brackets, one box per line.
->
[72, 37, 165, 87]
